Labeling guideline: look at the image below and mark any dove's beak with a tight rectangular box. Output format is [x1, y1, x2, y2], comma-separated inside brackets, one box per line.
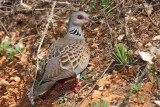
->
[88, 18, 96, 24]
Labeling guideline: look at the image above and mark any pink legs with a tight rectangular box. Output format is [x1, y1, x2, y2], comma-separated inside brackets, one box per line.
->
[57, 74, 80, 93]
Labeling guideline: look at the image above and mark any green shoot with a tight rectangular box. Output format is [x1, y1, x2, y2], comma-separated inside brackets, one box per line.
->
[59, 98, 66, 104]
[129, 82, 142, 92]
[88, 0, 114, 18]
[0, 42, 26, 59]
[49, 39, 56, 43]
[112, 43, 132, 65]
[88, 99, 108, 107]
[80, 73, 89, 81]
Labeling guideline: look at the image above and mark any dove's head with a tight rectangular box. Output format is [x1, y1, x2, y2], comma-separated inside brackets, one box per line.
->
[68, 11, 95, 26]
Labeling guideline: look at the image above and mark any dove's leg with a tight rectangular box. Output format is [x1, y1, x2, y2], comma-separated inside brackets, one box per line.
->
[57, 74, 80, 93]
[57, 80, 66, 90]
[66, 74, 80, 93]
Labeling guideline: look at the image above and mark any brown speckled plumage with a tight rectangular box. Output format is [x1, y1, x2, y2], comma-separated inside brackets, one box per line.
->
[34, 11, 94, 96]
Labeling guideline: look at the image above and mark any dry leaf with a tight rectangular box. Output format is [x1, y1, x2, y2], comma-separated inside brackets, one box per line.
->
[14, 76, 21, 83]
[154, 101, 160, 106]
[117, 34, 125, 41]
[138, 51, 153, 64]
[92, 90, 102, 99]
[1, 36, 10, 44]
[0, 56, 6, 66]
[150, 47, 160, 57]
[20, 54, 28, 64]
[137, 42, 143, 47]
[0, 79, 10, 86]
[145, 42, 152, 47]
[144, 3, 153, 15]
[91, 43, 98, 49]
[152, 35, 160, 40]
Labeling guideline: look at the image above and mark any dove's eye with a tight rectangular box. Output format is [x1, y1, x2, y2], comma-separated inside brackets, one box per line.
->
[77, 15, 84, 19]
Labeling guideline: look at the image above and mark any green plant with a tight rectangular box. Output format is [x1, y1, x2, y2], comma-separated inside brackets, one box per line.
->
[88, 99, 108, 107]
[91, 72, 96, 77]
[0, 41, 10, 51]
[88, 0, 114, 17]
[59, 97, 66, 104]
[49, 39, 56, 43]
[128, 82, 142, 98]
[88, 2, 95, 12]
[112, 43, 132, 65]
[129, 82, 142, 92]
[80, 73, 89, 81]
[0, 42, 25, 59]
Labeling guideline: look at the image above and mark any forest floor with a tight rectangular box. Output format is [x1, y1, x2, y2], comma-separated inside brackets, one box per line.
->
[0, 0, 160, 107]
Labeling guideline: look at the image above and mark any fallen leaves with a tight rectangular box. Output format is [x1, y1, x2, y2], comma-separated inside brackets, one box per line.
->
[145, 42, 152, 47]
[117, 34, 125, 41]
[0, 79, 10, 86]
[152, 35, 160, 40]
[97, 74, 110, 87]
[92, 90, 102, 99]
[138, 51, 154, 64]
[91, 43, 99, 49]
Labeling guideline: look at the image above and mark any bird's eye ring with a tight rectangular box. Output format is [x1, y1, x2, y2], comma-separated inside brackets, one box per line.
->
[77, 15, 84, 19]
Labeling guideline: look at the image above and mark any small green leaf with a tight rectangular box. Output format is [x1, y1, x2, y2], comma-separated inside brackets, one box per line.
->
[10, 48, 16, 52]
[88, 2, 94, 12]
[110, 4, 114, 9]
[80, 73, 89, 80]
[59, 98, 65, 104]
[39, 61, 44, 65]
[0, 48, 3, 51]
[20, 48, 25, 51]
[96, 102, 100, 107]
[126, 93, 134, 97]
[35, 80, 39, 85]
[91, 72, 96, 76]
[15, 44, 20, 50]
[6, 50, 11, 54]
[31, 104, 36, 107]
[49, 39, 56, 43]
[138, 95, 142, 98]
[108, 12, 113, 18]
[4, 41, 10, 48]
[14, 51, 19, 55]
[102, 0, 109, 8]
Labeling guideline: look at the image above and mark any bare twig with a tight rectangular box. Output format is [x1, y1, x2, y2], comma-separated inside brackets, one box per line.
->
[27, 1, 57, 105]
[106, 0, 124, 14]
[0, 8, 73, 15]
[123, 12, 131, 49]
[119, 66, 148, 107]
[76, 60, 114, 107]
[0, 20, 10, 36]
[141, 0, 158, 27]
[102, 10, 112, 37]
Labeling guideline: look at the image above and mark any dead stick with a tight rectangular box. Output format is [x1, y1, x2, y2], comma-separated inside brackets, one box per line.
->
[102, 10, 112, 37]
[76, 60, 114, 107]
[141, 0, 158, 27]
[0, 20, 10, 36]
[27, 1, 57, 105]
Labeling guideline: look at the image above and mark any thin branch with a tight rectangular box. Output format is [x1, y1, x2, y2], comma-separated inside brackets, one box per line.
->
[102, 10, 112, 37]
[0, 8, 73, 14]
[27, 1, 57, 105]
[123, 12, 131, 49]
[106, 0, 124, 14]
[141, 0, 158, 27]
[119, 66, 148, 107]
[0, 20, 10, 36]
[76, 60, 114, 107]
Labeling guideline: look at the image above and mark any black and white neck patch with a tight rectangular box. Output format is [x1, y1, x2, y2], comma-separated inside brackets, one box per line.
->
[69, 28, 81, 36]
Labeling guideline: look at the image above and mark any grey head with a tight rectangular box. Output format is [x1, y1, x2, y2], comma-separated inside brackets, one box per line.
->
[67, 11, 95, 38]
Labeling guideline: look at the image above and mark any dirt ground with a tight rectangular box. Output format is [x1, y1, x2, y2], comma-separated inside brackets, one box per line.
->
[0, 0, 160, 107]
